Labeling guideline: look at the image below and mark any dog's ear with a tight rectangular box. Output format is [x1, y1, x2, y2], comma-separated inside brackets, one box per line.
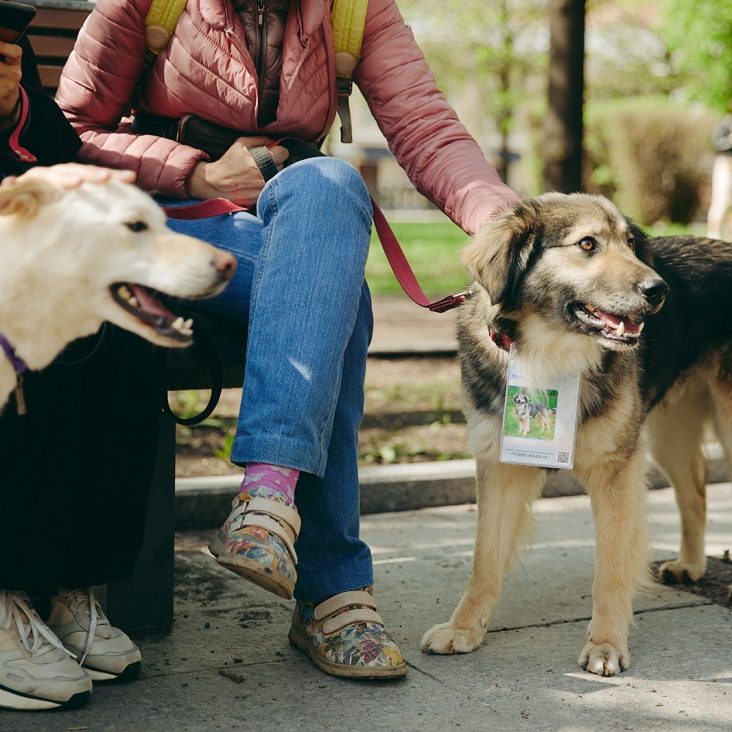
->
[462, 201, 538, 308]
[628, 221, 652, 264]
[0, 177, 59, 217]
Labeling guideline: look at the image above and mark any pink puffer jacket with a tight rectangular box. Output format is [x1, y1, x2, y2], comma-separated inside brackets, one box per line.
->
[56, 0, 518, 233]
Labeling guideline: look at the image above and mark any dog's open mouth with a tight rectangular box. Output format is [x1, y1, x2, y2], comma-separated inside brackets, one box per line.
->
[110, 283, 193, 344]
[571, 303, 644, 345]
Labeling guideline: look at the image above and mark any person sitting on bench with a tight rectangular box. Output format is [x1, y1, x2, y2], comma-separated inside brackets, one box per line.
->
[0, 35, 159, 712]
[56, 0, 520, 679]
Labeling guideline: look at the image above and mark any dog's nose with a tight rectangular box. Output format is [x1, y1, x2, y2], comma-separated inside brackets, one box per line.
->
[636, 277, 669, 310]
[213, 252, 237, 280]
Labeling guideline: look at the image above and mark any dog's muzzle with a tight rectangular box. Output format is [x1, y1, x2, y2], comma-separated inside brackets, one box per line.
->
[636, 277, 669, 313]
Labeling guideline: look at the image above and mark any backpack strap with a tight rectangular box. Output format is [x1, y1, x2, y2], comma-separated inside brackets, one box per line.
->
[144, 0, 188, 68]
[331, 0, 369, 143]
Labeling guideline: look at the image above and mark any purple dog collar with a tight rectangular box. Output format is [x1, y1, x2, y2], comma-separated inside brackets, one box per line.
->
[0, 333, 28, 375]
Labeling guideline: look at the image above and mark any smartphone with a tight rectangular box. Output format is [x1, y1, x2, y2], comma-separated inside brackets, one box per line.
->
[0, 1, 37, 46]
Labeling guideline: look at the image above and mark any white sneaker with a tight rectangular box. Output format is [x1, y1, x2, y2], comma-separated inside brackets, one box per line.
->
[47, 588, 141, 683]
[0, 590, 92, 711]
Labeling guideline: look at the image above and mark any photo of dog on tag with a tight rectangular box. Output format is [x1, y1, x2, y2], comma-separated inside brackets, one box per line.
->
[505, 387, 556, 439]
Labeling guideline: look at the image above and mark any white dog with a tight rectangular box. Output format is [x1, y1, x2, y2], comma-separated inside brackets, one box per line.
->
[0, 175, 236, 409]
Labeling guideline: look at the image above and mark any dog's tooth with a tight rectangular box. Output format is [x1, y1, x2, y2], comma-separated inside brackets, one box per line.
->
[638, 322, 645, 333]
[172, 317, 185, 331]
[119, 285, 132, 299]
[183, 318, 193, 330]
[616, 321, 625, 337]
[129, 297, 140, 308]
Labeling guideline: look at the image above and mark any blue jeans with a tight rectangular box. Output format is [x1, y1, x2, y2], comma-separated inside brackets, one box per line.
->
[165, 158, 374, 600]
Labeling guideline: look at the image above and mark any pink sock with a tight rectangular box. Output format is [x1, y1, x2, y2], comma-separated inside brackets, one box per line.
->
[240, 463, 300, 505]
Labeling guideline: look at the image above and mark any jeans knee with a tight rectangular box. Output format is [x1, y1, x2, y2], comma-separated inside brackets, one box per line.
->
[277, 157, 371, 213]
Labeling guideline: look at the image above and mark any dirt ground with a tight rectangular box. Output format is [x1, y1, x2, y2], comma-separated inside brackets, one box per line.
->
[652, 556, 732, 608]
[174, 356, 467, 478]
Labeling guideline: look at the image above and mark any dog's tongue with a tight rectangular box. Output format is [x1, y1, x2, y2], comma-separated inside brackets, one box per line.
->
[130, 284, 175, 318]
[593, 307, 641, 335]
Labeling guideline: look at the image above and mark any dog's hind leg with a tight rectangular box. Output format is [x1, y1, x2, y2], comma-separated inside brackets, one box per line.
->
[421, 454, 545, 655]
[646, 377, 709, 583]
[575, 450, 649, 676]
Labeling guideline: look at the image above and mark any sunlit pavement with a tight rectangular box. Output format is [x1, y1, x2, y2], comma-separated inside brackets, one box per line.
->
[5, 484, 731, 731]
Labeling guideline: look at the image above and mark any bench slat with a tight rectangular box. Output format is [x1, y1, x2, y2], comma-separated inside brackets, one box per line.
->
[26, 6, 91, 93]
[28, 34, 77, 57]
[37, 65, 62, 90]
[29, 7, 90, 31]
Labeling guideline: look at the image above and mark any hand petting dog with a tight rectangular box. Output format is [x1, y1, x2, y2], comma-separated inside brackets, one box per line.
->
[2, 162, 136, 188]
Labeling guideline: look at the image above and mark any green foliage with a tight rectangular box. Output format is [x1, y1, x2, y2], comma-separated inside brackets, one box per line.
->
[661, 0, 732, 112]
[397, 0, 547, 141]
[213, 432, 234, 462]
[584, 97, 716, 224]
[365, 221, 471, 295]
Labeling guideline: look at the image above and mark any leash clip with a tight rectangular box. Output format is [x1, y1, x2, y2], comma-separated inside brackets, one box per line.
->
[15, 375, 26, 416]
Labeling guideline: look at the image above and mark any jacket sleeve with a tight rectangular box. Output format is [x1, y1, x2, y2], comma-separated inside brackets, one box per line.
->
[354, 0, 520, 234]
[55, 0, 207, 196]
[0, 37, 81, 176]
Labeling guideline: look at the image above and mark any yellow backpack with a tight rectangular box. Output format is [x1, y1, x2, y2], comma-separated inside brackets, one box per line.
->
[144, 0, 367, 142]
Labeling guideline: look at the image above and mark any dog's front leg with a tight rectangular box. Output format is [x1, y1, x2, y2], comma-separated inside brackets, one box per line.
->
[576, 452, 649, 676]
[421, 456, 545, 655]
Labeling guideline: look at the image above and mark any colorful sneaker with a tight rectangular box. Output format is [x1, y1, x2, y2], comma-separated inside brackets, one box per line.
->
[209, 494, 301, 599]
[0, 590, 92, 711]
[47, 588, 141, 683]
[288, 588, 407, 679]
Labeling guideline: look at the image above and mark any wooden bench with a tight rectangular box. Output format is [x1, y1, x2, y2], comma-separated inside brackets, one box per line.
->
[107, 319, 245, 633]
[25, 2, 91, 94]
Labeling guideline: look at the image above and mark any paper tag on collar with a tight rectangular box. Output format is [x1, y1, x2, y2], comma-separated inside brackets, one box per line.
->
[499, 346, 581, 470]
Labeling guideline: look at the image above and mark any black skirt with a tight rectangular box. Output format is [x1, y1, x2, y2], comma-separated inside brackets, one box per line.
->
[0, 326, 164, 595]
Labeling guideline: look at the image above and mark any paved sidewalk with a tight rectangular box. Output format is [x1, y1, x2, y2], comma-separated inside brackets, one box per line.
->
[370, 294, 459, 355]
[6, 484, 731, 731]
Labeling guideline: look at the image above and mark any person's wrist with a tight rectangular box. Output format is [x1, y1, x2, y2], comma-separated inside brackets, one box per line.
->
[186, 161, 215, 198]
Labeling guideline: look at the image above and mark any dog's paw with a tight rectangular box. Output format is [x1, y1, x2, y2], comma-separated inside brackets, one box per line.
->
[420, 622, 485, 655]
[658, 558, 706, 585]
[579, 641, 629, 677]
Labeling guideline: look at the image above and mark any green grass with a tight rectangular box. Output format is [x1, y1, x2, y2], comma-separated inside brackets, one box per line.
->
[366, 221, 471, 295]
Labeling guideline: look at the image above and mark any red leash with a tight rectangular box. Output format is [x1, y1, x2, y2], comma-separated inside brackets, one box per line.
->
[165, 198, 470, 313]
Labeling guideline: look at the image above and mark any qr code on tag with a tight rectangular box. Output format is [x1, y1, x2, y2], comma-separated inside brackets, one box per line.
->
[556, 450, 570, 465]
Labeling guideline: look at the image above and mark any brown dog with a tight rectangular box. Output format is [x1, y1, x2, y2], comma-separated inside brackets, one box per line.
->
[422, 192, 732, 676]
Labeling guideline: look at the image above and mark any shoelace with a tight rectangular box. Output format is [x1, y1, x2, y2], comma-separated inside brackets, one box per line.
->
[62, 588, 100, 666]
[0, 590, 74, 658]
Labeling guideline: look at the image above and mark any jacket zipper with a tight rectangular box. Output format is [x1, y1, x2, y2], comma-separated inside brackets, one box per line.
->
[223, 2, 256, 79]
[255, 0, 266, 105]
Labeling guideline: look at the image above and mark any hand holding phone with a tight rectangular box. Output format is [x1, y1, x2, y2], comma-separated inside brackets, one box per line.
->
[0, 1, 37, 45]
[0, 40, 21, 121]
[0, 2, 35, 122]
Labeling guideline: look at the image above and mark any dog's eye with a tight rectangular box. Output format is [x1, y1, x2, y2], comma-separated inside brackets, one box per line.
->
[125, 220, 148, 233]
[577, 237, 597, 252]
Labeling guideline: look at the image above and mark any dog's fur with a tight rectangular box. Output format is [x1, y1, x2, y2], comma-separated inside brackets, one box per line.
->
[421, 192, 732, 676]
[0, 176, 236, 409]
[514, 391, 551, 436]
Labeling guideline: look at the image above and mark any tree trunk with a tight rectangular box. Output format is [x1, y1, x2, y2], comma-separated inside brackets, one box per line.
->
[544, 0, 585, 192]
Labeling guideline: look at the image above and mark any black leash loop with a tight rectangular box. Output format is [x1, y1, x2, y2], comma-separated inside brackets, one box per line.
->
[161, 321, 224, 426]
